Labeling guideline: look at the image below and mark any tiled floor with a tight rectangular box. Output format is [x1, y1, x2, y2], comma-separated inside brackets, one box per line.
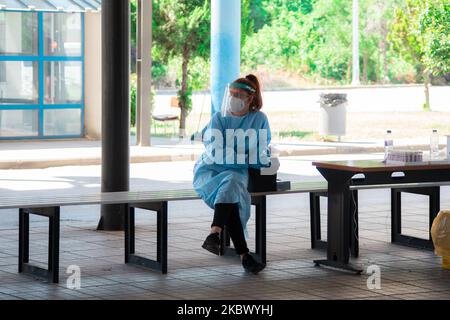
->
[0, 189, 449, 300]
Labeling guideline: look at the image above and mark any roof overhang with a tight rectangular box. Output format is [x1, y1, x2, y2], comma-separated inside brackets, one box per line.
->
[0, 0, 101, 13]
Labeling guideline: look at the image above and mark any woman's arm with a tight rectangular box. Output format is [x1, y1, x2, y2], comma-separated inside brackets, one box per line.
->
[249, 112, 272, 169]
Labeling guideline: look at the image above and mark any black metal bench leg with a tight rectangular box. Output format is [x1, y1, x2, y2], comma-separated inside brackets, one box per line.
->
[391, 189, 402, 243]
[18, 209, 29, 273]
[125, 205, 135, 262]
[48, 208, 60, 283]
[157, 202, 168, 274]
[18, 207, 60, 283]
[391, 187, 440, 250]
[309, 192, 327, 250]
[125, 202, 168, 274]
[218, 197, 266, 264]
[219, 227, 231, 256]
[255, 196, 267, 265]
[225, 229, 231, 247]
[309, 193, 317, 249]
[429, 189, 440, 242]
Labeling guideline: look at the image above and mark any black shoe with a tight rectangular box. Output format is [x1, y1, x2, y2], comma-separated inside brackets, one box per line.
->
[242, 253, 265, 274]
[202, 232, 221, 256]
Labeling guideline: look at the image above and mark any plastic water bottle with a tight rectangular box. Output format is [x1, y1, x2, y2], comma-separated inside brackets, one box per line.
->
[384, 130, 393, 161]
[430, 129, 439, 160]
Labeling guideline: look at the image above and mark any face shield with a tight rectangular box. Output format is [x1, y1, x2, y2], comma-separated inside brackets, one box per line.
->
[221, 82, 256, 117]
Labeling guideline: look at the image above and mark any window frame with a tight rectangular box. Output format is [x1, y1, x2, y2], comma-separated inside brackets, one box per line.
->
[0, 9, 84, 140]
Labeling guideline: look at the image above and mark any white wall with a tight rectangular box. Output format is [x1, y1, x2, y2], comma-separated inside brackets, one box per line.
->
[84, 12, 102, 139]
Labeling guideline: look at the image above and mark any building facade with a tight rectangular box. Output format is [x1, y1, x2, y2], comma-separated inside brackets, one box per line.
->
[0, 0, 101, 140]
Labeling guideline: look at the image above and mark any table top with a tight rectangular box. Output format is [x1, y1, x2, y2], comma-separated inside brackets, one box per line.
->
[313, 159, 450, 173]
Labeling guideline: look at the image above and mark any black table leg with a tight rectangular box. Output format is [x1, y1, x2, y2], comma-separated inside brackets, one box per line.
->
[309, 190, 359, 258]
[313, 169, 363, 274]
[349, 190, 359, 258]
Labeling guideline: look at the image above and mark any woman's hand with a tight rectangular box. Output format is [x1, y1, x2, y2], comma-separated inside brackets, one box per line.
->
[260, 157, 280, 175]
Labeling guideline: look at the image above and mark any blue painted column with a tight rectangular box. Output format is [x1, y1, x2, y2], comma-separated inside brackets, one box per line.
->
[211, 0, 241, 115]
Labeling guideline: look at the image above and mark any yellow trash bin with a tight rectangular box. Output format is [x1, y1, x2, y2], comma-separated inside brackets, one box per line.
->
[431, 210, 450, 270]
[444, 257, 450, 270]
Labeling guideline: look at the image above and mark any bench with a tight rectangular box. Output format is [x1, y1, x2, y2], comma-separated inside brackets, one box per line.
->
[1, 180, 447, 283]
[1, 182, 327, 283]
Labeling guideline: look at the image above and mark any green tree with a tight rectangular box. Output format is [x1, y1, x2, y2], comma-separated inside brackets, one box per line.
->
[245, 0, 271, 32]
[153, 0, 210, 137]
[390, 0, 450, 109]
[242, 0, 356, 84]
[419, 0, 450, 76]
[304, 0, 352, 82]
[241, 0, 253, 49]
[242, 0, 309, 72]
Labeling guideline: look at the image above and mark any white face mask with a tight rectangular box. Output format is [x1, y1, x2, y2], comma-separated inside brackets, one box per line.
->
[229, 96, 246, 113]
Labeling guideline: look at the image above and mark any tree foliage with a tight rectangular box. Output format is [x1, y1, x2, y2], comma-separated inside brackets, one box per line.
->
[241, 0, 449, 84]
[419, 0, 450, 75]
[152, 0, 210, 134]
[389, 0, 449, 108]
[242, 0, 353, 82]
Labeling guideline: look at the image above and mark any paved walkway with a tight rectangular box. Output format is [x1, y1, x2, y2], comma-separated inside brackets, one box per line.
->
[0, 136, 439, 169]
[0, 155, 449, 300]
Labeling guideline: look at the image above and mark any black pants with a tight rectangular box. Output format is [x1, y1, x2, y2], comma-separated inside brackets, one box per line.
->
[212, 203, 249, 255]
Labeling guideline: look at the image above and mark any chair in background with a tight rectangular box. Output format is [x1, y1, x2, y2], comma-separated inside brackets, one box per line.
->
[152, 96, 180, 135]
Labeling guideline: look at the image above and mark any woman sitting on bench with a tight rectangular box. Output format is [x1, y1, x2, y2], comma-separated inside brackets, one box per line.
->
[193, 74, 272, 274]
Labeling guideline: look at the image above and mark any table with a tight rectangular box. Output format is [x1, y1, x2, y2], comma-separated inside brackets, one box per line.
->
[312, 159, 450, 273]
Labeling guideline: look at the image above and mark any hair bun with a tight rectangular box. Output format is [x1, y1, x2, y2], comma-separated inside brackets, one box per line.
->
[245, 74, 258, 88]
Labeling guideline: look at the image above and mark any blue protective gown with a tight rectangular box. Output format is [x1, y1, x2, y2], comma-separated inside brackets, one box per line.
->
[193, 111, 271, 237]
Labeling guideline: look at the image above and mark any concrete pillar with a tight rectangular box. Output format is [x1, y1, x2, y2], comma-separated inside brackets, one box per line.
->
[136, 0, 152, 146]
[352, 0, 360, 85]
[99, 0, 130, 231]
[210, 0, 241, 114]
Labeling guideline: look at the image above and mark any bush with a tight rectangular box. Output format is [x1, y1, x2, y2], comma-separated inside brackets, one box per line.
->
[130, 74, 155, 127]
[130, 78, 137, 126]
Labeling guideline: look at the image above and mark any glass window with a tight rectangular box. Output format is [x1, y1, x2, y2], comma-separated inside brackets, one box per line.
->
[0, 61, 5, 83]
[44, 61, 82, 104]
[0, 10, 85, 139]
[0, 109, 38, 137]
[0, 11, 38, 56]
[44, 12, 82, 56]
[44, 108, 81, 136]
[0, 61, 39, 104]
